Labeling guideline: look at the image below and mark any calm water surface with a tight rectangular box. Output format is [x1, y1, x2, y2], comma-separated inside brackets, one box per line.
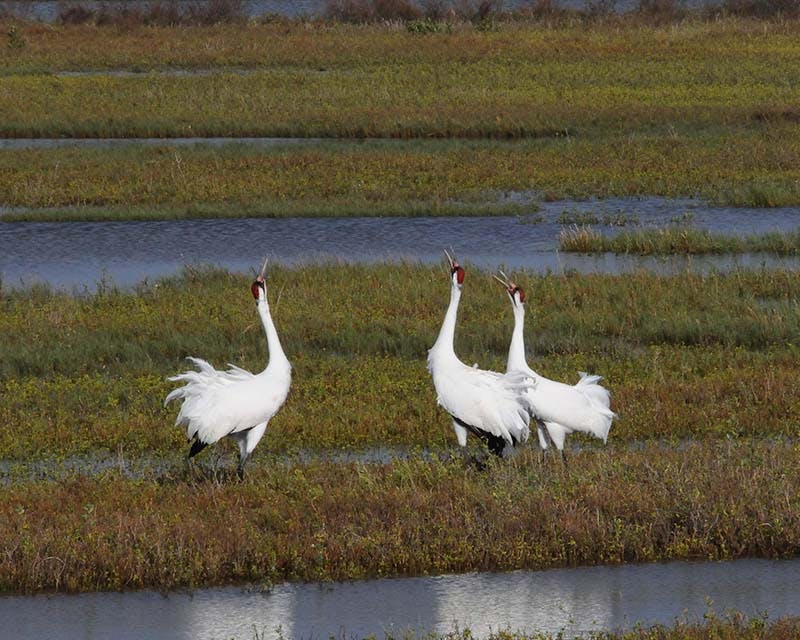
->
[5, 559, 800, 639]
[2, 199, 800, 289]
[2, 0, 717, 22]
[0, 137, 326, 149]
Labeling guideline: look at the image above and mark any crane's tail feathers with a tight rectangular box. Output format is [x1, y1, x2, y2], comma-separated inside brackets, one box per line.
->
[163, 386, 186, 407]
[594, 412, 615, 443]
[576, 371, 613, 410]
[577, 371, 603, 385]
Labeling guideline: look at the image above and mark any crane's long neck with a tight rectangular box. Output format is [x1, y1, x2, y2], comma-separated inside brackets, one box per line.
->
[506, 303, 529, 373]
[257, 300, 290, 373]
[432, 283, 461, 357]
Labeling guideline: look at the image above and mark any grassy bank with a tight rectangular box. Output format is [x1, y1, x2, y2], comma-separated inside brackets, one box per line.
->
[2, 19, 799, 77]
[560, 227, 800, 255]
[392, 615, 800, 639]
[1, 21, 800, 139]
[1, 439, 798, 593]
[2, 130, 800, 221]
[2, 266, 800, 458]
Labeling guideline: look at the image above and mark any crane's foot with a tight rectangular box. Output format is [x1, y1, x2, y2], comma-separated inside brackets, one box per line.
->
[471, 454, 488, 471]
[460, 447, 487, 471]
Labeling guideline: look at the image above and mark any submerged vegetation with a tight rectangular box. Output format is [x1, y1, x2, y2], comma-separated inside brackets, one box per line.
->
[560, 226, 800, 255]
[2, 440, 799, 593]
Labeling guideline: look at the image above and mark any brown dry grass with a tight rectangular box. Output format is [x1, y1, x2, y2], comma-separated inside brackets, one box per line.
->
[1, 439, 798, 593]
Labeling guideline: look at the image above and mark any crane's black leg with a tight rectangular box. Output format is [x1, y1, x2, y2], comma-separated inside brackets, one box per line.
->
[237, 451, 249, 481]
[188, 438, 208, 459]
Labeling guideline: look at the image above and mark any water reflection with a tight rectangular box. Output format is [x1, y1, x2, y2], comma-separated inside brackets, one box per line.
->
[2, 202, 800, 289]
[5, 559, 800, 639]
[1, 0, 709, 22]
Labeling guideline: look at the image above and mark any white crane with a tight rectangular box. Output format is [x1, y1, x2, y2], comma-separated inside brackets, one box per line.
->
[427, 250, 535, 458]
[494, 272, 615, 462]
[164, 259, 292, 479]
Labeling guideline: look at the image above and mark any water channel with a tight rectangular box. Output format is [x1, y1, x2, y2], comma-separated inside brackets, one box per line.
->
[2, 198, 799, 289]
[5, 558, 800, 639]
[2, 0, 717, 23]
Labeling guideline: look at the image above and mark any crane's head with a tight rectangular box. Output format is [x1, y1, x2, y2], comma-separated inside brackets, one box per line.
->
[250, 257, 268, 303]
[444, 248, 465, 288]
[493, 271, 525, 308]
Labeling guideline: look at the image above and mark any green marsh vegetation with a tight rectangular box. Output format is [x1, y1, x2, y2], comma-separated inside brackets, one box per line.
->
[2, 265, 800, 459]
[1, 20, 800, 140]
[560, 227, 800, 255]
[2, 127, 800, 221]
[2, 266, 800, 592]
[2, 19, 800, 218]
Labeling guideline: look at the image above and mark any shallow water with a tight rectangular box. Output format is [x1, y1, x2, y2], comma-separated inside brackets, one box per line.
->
[52, 68, 261, 77]
[1, 0, 716, 22]
[5, 558, 800, 639]
[2, 199, 800, 289]
[0, 446, 442, 485]
[0, 136, 326, 149]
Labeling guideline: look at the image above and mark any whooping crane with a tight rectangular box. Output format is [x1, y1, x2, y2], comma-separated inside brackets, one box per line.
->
[164, 258, 292, 479]
[427, 250, 535, 458]
[494, 272, 615, 463]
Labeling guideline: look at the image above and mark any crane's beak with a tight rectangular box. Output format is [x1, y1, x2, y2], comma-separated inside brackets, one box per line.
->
[258, 257, 268, 282]
[443, 248, 454, 270]
[493, 271, 516, 293]
[493, 272, 510, 289]
[494, 270, 522, 306]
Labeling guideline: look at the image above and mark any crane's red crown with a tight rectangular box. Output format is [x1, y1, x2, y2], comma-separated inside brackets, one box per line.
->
[251, 278, 265, 300]
[512, 285, 525, 303]
[451, 265, 465, 285]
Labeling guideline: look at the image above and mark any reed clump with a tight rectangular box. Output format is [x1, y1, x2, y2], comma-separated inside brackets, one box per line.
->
[0, 440, 797, 593]
[560, 226, 800, 255]
[57, 0, 247, 26]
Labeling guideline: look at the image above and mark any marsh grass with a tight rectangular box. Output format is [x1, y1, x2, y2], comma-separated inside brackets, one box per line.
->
[3, 266, 800, 458]
[6, 265, 800, 376]
[2, 18, 797, 71]
[560, 227, 800, 255]
[57, 0, 247, 26]
[367, 615, 800, 639]
[3, 130, 800, 219]
[1, 440, 798, 592]
[1, 21, 800, 138]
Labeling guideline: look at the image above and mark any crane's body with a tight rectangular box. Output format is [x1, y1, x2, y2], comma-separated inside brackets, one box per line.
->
[497, 275, 614, 458]
[428, 252, 534, 457]
[165, 263, 291, 478]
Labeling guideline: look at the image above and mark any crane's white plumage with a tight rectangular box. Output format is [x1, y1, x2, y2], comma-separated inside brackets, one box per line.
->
[495, 273, 615, 457]
[428, 251, 534, 456]
[164, 260, 291, 478]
